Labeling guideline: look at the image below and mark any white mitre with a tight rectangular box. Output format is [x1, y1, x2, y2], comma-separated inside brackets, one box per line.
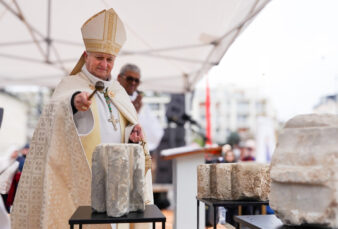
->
[70, 8, 126, 75]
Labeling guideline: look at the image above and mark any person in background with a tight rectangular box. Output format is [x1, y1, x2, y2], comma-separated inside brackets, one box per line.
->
[224, 150, 236, 163]
[0, 147, 19, 214]
[3, 143, 29, 212]
[220, 144, 236, 163]
[241, 139, 256, 161]
[118, 64, 167, 211]
[118, 64, 164, 152]
[217, 144, 237, 225]
[0, 111, 11, 229]
[241, 139, 261, 215]
[16, 143, 29, 172]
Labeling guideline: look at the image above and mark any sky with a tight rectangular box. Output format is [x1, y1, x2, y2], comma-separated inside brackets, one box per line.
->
[197, 0, 338, 122]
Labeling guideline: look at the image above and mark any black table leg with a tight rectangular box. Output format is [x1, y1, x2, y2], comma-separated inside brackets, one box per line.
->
[70, 224, 73, 229]
[153, 222, 155, 229]
[213, 205, 217, 229]
[197, 199, 199, 229]
[226, 206, 238, 226]
[79, 224, 82, 229]
[162, 222, 165, 229]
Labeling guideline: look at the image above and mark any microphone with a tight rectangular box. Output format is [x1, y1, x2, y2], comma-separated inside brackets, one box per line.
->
[181, 113, 201, 127]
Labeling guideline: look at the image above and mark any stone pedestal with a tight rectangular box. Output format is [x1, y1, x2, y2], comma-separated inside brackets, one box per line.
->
[91, 143, 145, 217]
[270, 114, 338, 227]
[198, 162, 270, 201]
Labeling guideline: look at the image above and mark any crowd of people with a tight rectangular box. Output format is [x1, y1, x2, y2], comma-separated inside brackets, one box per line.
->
[0, 144, 29, 229]
[205, 138, 257, 165]
[0, 144, 29, 212]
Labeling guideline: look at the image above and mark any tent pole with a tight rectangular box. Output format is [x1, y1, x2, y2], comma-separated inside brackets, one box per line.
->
[184, 91, 192, 145]
[46, 0, 52, 63]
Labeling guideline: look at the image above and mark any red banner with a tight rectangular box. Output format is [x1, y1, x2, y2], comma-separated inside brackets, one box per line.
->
[205, 77, 212, 145]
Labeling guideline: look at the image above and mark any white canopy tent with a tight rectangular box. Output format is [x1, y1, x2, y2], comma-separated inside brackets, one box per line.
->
[1, 1, 272, 228]
[0, 0, 271, 93]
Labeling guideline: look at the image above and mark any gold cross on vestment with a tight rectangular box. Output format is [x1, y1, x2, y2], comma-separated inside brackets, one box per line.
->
[108, 116, 119, 131]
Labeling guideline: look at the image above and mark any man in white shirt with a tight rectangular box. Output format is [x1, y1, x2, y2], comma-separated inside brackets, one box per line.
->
[118, 64, 164, 151]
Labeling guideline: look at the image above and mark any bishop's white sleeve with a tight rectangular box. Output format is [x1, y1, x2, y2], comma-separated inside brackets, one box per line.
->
[73, 109, 94, 135]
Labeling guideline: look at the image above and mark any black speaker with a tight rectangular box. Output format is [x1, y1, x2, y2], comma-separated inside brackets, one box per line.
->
[154, 94, 186, 184]
[165, 94, 185, 126]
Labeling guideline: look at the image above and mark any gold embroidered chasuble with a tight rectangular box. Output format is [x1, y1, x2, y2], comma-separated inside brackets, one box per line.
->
[11, 72, 153, 229]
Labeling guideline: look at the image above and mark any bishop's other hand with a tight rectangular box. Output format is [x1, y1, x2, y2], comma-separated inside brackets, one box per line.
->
[129, 124, 144, 143]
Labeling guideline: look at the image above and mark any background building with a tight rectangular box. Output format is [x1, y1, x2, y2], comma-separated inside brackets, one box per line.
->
[191, 84, 278, 144]
[0, 91, 28, 154]
[142, 93, 170, 128]
[0, 87, 51, 154]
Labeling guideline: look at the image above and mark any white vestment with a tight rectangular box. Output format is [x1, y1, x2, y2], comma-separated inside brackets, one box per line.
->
[130, 92, 164, 151]
[74, 66, 122, 143]
[0, 198, 10, 229]
[11, 70, 153, 229]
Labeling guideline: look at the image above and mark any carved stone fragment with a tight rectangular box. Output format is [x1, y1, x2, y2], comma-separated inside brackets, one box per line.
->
[270, 114, 338, 227]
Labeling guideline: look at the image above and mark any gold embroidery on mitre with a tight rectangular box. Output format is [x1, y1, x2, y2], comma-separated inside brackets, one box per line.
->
[107, 12, 114, 41]
[112, 13, 117, 43]
[84, 42, 121, 56]
[85, 43, 102, 50]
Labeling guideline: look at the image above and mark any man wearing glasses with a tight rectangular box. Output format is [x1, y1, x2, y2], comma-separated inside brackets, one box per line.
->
[118, 64, 164, 152]
[118, 64, 142, 112]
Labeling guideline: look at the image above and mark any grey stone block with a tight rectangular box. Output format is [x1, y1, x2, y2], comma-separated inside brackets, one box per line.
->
[91, 144, 145, 217]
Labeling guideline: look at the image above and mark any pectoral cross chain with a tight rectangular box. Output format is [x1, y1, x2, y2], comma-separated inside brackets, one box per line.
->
[104, 89, 119, 131]
[108, 116, 119, 131]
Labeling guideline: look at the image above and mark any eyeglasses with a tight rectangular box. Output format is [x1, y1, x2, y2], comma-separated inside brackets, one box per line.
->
[123, 75, 140, 84]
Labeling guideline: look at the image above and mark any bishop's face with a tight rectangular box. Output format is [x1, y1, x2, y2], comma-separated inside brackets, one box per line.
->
[85, 52, 115, 80]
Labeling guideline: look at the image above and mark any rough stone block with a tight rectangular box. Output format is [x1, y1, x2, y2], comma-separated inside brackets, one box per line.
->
[270, 114, 338, 227]
[197, 163, 270, 201]
[91, 144, 145, 217]
[197, 164, 211, 199]
[232, 163, 270, 200]
[210, 164, 233, 199]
